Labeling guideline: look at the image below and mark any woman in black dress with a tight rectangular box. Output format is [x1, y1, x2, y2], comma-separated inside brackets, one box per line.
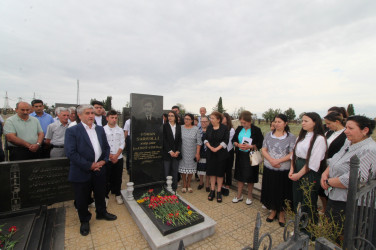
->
[205, 111, 229, 202]
[162, 111, 182, 191]
[232, 111, 264, 205]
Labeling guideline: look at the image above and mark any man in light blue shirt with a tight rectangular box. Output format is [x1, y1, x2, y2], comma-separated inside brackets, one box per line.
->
[30, 99, 54, 158]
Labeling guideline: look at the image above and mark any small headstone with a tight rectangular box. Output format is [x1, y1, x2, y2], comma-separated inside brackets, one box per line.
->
[0, 158, 74, 213]
[130, 93, 164, 187]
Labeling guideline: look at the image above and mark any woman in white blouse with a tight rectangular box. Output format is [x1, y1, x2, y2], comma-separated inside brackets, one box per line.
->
[289, 112, 327, 230]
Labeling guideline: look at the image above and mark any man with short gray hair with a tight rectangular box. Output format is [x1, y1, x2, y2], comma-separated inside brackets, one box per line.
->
[46, 108, 70, 158]
[65, 104, 116, 236]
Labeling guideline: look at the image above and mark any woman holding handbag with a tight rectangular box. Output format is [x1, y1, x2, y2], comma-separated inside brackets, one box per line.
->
[232, 110, 264, 205]
[261, 114, 296, 226]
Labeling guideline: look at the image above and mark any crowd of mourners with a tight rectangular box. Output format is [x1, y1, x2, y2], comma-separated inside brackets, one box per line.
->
[0, 101, 375, 242]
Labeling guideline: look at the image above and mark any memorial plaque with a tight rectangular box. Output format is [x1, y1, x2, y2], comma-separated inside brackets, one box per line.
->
[0, 158, 74, 213]
[130, 93, 164, 187]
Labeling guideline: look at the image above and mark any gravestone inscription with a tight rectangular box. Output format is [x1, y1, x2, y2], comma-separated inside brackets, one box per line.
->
[0, 158, 74, 213]
[130, 93, 164, 187]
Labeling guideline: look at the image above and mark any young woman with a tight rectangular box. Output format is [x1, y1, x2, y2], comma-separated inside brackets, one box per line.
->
[289, 112, 327, 230]
[221, 113, 235, 196]
[178, 114, 201, 193]
[163, 111, 182, 191]
[197, 116, 210, 191]
[205, 112, 229, 202]
[232, 111, 264, 205]
[261, 114, 296, 227]
[318, 111, 347, 213]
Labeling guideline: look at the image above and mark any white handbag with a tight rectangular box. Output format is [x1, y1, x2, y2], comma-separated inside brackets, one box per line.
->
[249, 150, 263, 166]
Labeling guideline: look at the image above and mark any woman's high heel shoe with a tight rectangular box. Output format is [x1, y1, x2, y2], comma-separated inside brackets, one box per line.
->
[208, 190, 215, 201]
[217, 191, 223, 203]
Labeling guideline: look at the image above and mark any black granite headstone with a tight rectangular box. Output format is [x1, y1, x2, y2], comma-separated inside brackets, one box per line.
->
[130, 93, 164, 187]
[0, 158, 74, 213]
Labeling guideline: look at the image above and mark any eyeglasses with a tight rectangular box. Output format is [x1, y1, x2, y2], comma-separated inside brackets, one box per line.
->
[184, 118, 192, 120]
[168, 115, 175, 117]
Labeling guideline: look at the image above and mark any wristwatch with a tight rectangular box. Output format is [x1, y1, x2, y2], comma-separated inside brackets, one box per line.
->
[36, 142, 41, 147]
[325, 179, 331, 187]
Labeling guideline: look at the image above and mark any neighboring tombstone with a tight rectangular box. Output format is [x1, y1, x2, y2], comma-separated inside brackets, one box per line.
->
[130, 93, 164, 187]
[0, 158, 74, 213]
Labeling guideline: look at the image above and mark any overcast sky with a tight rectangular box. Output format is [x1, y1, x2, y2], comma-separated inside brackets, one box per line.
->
[1, 0, 376, 118]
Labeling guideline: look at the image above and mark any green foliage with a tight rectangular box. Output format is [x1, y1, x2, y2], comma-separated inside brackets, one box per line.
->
[298, 112, 305, 121]
[284, 178, 344, 247]
[213, 97, 226, 113]
[262, 108, 282, 122]
[0, 224, 19, 249]
[284, 107, 296, 121]
[103, 96, 112, 110]
[175, 103, 186, 115]
[347, 104, 355, 116]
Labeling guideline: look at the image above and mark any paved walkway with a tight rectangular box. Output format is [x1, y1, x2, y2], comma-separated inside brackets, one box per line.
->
[62, 174, 286, 249]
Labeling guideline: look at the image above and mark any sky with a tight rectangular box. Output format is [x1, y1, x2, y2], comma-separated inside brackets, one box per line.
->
[1, 0, 376, 118]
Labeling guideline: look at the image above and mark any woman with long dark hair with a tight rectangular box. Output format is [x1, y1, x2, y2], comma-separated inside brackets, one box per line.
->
[261, 114, 296, 227]
[221, 112, 235, 196]
[289, 112, 327, 229]
[318, 111, 347, 213]
[179, 113, 201, 193]
[163, 111, 182, 191]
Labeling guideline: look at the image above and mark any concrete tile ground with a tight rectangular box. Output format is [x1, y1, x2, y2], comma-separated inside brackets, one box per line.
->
[62, 172, 286, 249]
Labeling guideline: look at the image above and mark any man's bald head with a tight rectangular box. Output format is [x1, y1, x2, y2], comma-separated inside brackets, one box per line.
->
[16, 102, 32, 120]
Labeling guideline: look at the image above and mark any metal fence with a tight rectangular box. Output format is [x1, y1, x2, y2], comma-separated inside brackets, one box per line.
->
[343, 155, 376, 250]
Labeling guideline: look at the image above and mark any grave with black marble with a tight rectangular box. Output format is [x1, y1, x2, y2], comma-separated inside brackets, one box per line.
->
[130, 93, 164, 187]
[0, 158, 73, 250]
[123, 93, 216, 250]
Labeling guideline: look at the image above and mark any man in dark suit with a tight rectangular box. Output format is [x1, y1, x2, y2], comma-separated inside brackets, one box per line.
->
[65, 104, 117, 236]
[91, 100, 107, 126]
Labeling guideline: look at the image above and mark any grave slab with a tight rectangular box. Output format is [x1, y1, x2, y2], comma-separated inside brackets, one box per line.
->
[121, 189, 216, 250]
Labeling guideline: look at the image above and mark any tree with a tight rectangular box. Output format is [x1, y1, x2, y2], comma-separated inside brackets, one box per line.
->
[298, 112, 305, 121]
[284, 107, 296, 121]
[175, 103, 186, 115]
[347, 104, 355, 116]
[103, 96, 112, 110]
[231, 107, 246, 119]
[262, 108, 281, 122]
[213, 97, 226, 113]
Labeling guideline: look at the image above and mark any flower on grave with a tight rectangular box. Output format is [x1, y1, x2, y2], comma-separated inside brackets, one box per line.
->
[137, 199, 145, 204]
[166, 220, 172, 226]
[187, 210, 193, 216]
[8, 226, 17, 233]
[148, 189, 154, 193]
[187, 205, 190, 210]
[175, 212, 180, 218]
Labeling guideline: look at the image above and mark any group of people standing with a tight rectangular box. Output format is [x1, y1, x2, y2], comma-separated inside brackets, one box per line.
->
[163, 105, 376, 242]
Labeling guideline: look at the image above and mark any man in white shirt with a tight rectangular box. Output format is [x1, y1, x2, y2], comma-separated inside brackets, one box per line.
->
[104, 110, 125, 205]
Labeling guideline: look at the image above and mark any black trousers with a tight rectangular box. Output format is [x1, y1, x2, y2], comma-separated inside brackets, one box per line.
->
[8, 146, 40, 161]
[105, 158, 124, 196]
[224, 149, 234, 186]
[72, 171, 107, 222]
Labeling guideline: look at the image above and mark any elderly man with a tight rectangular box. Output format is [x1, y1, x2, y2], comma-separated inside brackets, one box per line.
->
[4, 102, 44, 161]
[68, 106, 77, 123]
[45, 107, 70, 158]
[197, 107, 207, 129]
[65, 104, 116, 236]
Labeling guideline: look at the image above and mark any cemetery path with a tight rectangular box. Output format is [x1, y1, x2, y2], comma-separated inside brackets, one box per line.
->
[57, 170, 285, 249]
